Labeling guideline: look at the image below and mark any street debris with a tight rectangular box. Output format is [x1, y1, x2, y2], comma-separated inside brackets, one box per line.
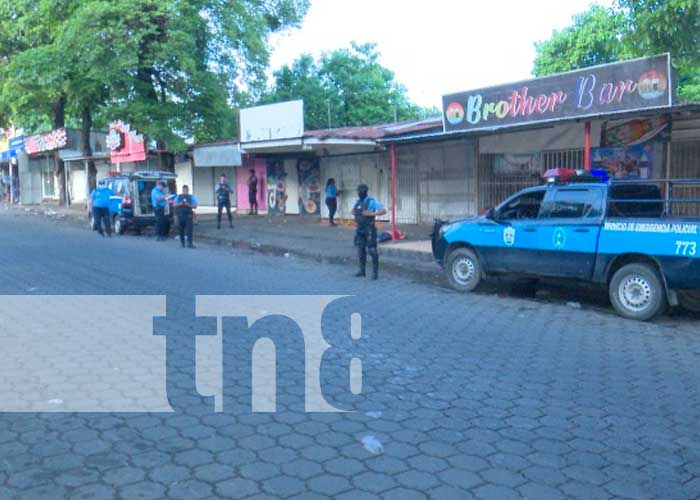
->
[47, 399, 64, 405]
[361, 435, 384, 455]
[567, 301, 582, 309]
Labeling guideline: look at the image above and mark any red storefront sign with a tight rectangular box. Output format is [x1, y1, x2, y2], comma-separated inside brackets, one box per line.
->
[24, 128, 68, 155]
[108, 121, 146, 164]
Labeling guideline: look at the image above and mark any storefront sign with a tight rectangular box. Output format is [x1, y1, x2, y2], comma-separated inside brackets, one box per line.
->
[25, 128, 68, 155]
[240, 100, 304, 143]
[109, 121, 146, 164]
[443, 54, 673, 134]
[193, 144, 242, 167]
[601, 116, 669, 147]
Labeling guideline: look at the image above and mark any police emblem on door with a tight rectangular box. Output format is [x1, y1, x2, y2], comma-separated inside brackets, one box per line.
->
[553, 227, 566, 249]
[503, 227, 516, 247]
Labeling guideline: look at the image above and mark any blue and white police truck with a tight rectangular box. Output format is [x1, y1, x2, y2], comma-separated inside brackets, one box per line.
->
[432, 173, 700, 320]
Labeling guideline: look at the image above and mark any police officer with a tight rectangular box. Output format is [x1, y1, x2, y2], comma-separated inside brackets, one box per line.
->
[173, 185, 198, 248]
[352, 184, 386, 280]
[151, 180, 168, 240]
[90, 179, 115, 237]
[247, 169, 258, 215]
[215, 173, 233, 229]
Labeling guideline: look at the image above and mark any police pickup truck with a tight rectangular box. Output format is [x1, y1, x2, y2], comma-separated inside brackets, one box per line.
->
[432, 175, 700, 320]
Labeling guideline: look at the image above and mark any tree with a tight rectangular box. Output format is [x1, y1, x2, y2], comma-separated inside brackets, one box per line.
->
[264, 43, 428, 129]
[533, 1, 700, 101]
[1, 0, 310, 183]
[533, 5, 629, 77]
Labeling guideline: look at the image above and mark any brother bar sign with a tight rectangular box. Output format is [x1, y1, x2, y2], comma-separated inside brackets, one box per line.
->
[442, 54, 673, 133]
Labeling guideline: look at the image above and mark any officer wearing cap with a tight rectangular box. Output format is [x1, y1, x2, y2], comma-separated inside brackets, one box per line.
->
[151, 180, 169, 240]
[90, 179, 115, 237]
[352, 184, 386, 280]
[173, 185, 198, 248]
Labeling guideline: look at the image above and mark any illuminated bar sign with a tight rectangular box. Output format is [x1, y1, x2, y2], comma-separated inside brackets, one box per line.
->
[442, 54, 673, 133]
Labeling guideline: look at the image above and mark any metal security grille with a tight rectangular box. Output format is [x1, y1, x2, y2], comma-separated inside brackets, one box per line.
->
[543, 149, 585, 170]
[670, 141, 700, 216]
[477, 154, 540, 211]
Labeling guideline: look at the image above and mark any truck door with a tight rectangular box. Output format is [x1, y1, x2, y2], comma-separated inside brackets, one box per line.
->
[537, 186, 604, 279]
[489, 188, 547, 273]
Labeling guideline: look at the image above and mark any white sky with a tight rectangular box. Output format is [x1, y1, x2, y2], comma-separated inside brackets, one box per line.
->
[269, 0, 613, 109]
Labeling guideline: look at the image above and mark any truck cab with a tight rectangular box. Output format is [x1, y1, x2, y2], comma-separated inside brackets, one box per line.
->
[433, 176, 700, 320]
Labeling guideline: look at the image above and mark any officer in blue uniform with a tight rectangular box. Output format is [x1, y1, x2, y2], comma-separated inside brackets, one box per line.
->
[214, 174, 234, 229]
[151, 180, 168, 240]
[352, 184, 386, 280]
[90, 179, 115, 237]
[173, 185, 198, 248]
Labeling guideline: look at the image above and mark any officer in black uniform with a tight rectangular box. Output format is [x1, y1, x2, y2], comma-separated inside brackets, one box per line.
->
[352, 184, 386, 280]
[173, 185, 198, 248]
[215, 174, 233, 229]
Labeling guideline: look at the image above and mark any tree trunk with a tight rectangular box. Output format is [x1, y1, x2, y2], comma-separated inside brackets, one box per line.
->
[53, 95, 70, 206]
[81, 106, 97, 190]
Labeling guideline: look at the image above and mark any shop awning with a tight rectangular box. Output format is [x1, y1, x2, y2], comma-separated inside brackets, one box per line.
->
[193, 143, 242, 167]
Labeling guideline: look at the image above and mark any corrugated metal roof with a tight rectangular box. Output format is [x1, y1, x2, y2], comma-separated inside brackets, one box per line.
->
[303, 117, 443, 140]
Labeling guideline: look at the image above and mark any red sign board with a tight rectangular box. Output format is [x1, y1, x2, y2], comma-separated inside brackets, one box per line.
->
[25, 128, 68, 155]
[109, 121, 146, 164]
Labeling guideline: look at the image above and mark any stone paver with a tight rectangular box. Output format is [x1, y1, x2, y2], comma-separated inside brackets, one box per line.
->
[0, 212, 699, 499]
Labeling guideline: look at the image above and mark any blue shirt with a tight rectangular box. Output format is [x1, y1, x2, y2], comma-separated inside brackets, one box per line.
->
[326, 184, 337, 198]
[90, 187, 114, 208]
[366, 197, 383, 211]
[173, 194, 198, 206]
[151, 186, 167, 207]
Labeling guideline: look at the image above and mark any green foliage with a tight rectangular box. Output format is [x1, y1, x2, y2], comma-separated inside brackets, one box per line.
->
[0, 0, 310, 148]
[533, 6, 629, 77]
[264, 42, 428, 129]
[533, 1, 700, 102]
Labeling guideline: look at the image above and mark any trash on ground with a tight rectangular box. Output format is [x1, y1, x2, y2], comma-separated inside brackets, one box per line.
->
[361, 435, 384, 455]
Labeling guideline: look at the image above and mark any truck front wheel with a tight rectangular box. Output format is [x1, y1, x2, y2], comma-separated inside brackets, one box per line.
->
[446, 248, 482, 293]
[609, 263, 666, 321]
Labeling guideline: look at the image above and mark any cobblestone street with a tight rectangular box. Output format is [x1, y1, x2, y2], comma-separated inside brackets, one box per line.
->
[1, 212, 700, 500]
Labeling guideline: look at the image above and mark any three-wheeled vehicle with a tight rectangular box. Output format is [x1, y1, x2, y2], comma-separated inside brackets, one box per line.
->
[88, 171, 177, 235]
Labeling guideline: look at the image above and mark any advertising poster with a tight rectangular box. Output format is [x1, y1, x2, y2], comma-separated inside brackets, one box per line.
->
[591, 144, 653, 179]
[267, 160, 289, 214]
[297, 159, 321, 216]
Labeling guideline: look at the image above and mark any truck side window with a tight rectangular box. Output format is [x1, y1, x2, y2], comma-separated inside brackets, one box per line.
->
[498, 191, 545, 220]
[546, 189, 602, 219]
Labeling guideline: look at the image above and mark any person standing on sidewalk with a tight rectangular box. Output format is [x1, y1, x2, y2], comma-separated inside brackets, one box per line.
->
[173, 185, 198, 248]
[352, 184, 386, 280]
[90, 179, 114, 237]
[247, 169, 258, 215]
[151, 181, 168, 241]
[215, 173, 233, 229]
[325, 178, 338, 226]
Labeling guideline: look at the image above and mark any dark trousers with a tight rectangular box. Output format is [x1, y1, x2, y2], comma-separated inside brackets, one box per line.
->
[217, 200, 232, 227]
[154, 206, 166, 238]
[249, 190, 258, 214]
[355, 227, 379, 275]
[93, 206, 111, 236]
[178, 215, 193, 245]
[326, 197, 337, 224]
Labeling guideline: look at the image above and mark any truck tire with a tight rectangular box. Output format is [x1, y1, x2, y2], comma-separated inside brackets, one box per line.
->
[113, 215, 126, 235]
[609, 263, 666, 321]
[446, 247, 482, 293]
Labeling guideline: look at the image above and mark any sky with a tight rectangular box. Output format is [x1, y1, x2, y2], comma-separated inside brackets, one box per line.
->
[268, 0, 613, 109]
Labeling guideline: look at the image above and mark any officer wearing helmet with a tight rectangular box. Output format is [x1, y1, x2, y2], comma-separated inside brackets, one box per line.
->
[90, 179, 115, 237]
[352, 184, 386, 280]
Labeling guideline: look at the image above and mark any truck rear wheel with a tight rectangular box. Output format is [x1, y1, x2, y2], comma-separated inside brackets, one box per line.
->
[609, 263, 665, 321]
[446, 248, 482, 293]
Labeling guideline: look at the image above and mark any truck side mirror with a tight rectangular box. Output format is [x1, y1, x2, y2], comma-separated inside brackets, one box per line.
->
[485, 207, 496, 220]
